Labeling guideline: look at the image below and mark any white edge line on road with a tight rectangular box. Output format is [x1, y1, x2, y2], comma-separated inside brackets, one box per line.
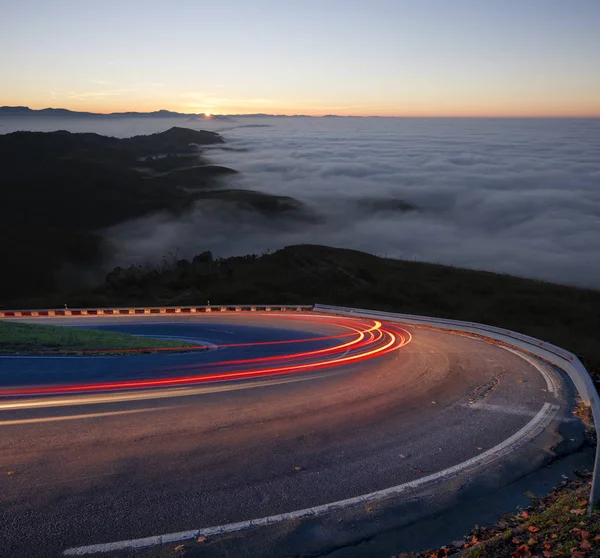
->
[462, 402, 574, 421]
[501, 346, 558, 393]
[63, 402, 559, 556]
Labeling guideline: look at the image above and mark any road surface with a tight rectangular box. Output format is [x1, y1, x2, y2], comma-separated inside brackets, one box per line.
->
[0, 312, 586, 557]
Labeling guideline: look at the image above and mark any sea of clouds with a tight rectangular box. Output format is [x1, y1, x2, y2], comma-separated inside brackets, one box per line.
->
[2, 115, 599, 288]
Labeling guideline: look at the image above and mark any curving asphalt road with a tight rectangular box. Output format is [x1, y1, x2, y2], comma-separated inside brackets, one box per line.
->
[0, 312, 587, 557]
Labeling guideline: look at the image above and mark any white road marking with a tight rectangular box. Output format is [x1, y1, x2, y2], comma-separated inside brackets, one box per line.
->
[0, 407, 173, 426]
[464, 402, 540, 417]
[62, 402, 559, 555]
[501, 346, 559, 393]
[464, 402, 572, 420]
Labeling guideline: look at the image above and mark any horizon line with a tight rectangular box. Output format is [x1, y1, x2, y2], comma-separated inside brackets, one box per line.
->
[2, 104, 600, 119]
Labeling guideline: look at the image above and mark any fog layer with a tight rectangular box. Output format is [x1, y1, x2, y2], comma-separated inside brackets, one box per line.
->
[3, 116, 599, 288]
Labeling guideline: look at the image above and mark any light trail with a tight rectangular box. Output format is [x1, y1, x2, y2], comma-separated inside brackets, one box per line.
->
[0, 406, 176, 426]
[23, 315, 374, 355]
[0, 315, 412, 398]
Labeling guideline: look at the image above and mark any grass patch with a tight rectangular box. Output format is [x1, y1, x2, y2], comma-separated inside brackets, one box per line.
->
[0, 321, 199, 355]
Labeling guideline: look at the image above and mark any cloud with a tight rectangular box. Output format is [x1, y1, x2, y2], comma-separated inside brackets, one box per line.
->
[24, 115, 599, 289]
[68, 82, 165, 101]
[201, 118, 600, 288]
[180, 92, 274, 109]
[67, 88, 137, 100]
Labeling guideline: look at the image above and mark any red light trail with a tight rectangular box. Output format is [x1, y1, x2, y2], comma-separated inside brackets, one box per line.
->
[0, 315, 412, 397]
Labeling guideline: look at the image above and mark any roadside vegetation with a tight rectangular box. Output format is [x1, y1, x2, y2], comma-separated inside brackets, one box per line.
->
[0, 321, 198, 355]
[16, 244, 599, 379]
[0, 128, 313, 303]
[401, 473, 599, 558]
[0, 127, 225, 302]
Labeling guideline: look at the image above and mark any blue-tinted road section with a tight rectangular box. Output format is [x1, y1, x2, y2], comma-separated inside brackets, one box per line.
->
[0, 321, 343, 389]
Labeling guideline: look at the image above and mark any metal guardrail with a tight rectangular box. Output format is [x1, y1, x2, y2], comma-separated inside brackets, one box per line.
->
[3, 302, 597, 509]
[314, 304, 600, 511]
[0, 305, 313, 318]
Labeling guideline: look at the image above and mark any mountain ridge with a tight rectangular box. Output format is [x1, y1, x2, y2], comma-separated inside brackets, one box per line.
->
[0, 106, 224, 119]
[0, 106, 339, 118]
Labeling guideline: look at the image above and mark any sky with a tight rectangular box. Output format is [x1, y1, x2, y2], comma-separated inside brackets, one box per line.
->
[1, 0, 600, 117]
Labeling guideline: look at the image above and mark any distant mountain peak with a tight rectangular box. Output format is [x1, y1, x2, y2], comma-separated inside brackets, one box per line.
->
[0, 106, 199, 118]
[153, 126, 222, 139]
[0, 105, 330, 119]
